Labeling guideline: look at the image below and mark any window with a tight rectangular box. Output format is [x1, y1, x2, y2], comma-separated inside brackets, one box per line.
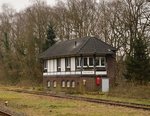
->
[61, 80, 65, 88]
[57, 59, 61, 72]
[101, 57, 105, 66]
[76, 57, 81, 67]
[76, 57, 105, 67]
[66, 80, 70, 88]
[71, 81, 75, 88]
[96, 57, 106, 67]
[65, 58, 71, 71]
[53, 81, 57, 88]
[95, 57, 100, 66]
[89, 57, 94, 66]
[44, 60, 48, 72]
[47, 81, 50, 88]
[83, 57, 94, 67]
[83, 57, 88, 66]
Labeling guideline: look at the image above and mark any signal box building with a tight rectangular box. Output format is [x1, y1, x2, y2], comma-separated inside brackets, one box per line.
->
[40, 36, 116, 92]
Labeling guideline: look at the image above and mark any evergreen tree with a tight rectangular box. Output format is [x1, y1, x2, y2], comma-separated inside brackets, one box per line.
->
[125, 38, 150, 84]
[43, 25, 56, 51]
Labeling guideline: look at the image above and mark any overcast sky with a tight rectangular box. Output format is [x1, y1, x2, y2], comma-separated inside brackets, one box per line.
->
[0, 0, 57, 12]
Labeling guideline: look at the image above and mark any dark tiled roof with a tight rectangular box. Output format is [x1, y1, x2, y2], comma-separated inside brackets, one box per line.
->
[39, 36, 116, 59]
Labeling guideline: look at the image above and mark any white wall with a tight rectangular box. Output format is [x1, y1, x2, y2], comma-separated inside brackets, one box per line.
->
[48, 59, 55, 72]
[71, 57, 75, 71]
[47, 60, 50, 72]
[48, 60, 50, 72]
[61, 58, 65, 71]
[50, 60, 53, 72]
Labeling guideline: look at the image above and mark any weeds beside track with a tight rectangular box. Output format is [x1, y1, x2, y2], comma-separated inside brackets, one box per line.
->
[10, 89, 150, 111]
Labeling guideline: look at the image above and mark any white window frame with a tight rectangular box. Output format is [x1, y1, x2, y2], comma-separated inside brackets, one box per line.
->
[89, 57, 94, 67]
[66, 81, 70, 88]
[100, 57, 106, 67]
[83, 57, 88, 67]
[57, 59, 61, 71]
[83, 57, 94, 67]
[71, 81, 75, 88]
[76, 57, 81, 68]
[53, 81, 57, 88]
[96, 57, 106, 67]
[65, 58, 71, 68]
[47, 81, 51, 88]
[61, 80, 65, 88]
[44, 60, 48, 70]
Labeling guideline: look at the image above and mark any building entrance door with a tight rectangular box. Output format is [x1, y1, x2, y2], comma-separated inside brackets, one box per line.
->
[102, 78, 109, 92]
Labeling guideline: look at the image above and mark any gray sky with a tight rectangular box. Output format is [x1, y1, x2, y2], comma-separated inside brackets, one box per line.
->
[0, 0, 57, 12]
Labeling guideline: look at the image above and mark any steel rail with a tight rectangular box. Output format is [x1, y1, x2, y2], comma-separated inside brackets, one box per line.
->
[10, 90, 150, 111]
[0, 110, 12, 116]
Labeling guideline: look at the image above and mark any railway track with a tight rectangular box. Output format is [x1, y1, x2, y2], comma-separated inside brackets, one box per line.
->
[10, 89, 150, 111]
[0, 110, 11, 116]
[0, 109, 24, 116]
[0, 105, 14, 116]
[0, 103, 26, 116]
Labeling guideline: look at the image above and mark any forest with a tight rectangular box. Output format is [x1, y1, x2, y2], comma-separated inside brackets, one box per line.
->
[0, 0, 150, 86]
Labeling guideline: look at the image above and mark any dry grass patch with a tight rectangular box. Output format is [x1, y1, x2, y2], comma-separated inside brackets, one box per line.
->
[0, 90, 149, 116]
[77, 84, 150, 105]
[109, 84, 150, 99]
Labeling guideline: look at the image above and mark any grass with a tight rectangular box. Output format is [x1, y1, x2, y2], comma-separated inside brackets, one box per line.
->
[109, 84, 150, 99]
[77, 84, 150, 105]
[1, 84, 150, 105]
[77, 93, 150, 105]
[0, 89, 149, 116]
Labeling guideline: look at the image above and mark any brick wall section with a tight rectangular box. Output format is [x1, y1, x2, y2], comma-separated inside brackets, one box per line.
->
[43, 75, 101, 92]
[106, 54, 116, 86]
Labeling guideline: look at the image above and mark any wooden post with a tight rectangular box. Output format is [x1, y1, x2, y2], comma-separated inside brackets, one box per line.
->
[94, 54, 96, 75]
[80, 55, 83, 75]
